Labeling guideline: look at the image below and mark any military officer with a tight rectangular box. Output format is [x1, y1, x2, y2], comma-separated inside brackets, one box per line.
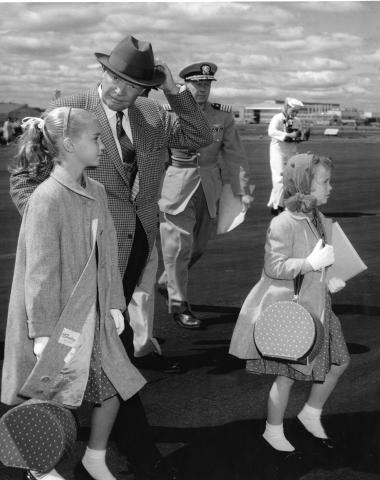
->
[158, 62, 253, 329]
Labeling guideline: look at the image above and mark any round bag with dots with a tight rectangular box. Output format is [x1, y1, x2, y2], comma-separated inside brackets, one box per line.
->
[0, 399, 77, 472]
[254, 301, 324, 365]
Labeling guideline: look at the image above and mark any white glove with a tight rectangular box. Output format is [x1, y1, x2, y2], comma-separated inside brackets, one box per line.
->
[110, 309, 125, 335]
[328, 277, 346, 293]
[306, 239, 335, 271]
[33, 336, 50, 360]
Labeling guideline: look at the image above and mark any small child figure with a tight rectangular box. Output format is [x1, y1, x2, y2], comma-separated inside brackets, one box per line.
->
[230, 153, 350, 453]
[1, 107, 146, 480]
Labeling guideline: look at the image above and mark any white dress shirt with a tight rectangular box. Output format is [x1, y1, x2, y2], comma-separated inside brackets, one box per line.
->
[98, 85, 133, 161]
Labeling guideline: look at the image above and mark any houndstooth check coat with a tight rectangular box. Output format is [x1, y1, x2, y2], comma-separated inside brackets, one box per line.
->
[9, 86, 213, 276]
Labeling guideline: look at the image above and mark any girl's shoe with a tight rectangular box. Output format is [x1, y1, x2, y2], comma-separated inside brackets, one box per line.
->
[295, 417, 336, 449]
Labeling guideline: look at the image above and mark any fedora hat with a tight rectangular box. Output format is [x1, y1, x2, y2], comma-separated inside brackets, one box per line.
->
[95, 35, 165, 88]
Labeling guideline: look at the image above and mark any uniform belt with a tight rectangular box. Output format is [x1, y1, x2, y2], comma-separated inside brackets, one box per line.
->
[170, 156, 198, 168]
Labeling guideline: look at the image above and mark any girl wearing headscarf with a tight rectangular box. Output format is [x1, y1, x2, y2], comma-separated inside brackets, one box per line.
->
[229, 153, 350, 453]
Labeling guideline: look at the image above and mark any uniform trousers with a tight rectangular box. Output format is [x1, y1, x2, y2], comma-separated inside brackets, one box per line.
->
[114, 215, 162, 469]
[128, 243, 161, 357]
[267, 144, 297, 209]
[159, 184, 213, 313]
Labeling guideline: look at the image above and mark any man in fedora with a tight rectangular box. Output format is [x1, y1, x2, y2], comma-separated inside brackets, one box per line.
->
[157, 62, 253, 329]
[10, 35, 212, 480]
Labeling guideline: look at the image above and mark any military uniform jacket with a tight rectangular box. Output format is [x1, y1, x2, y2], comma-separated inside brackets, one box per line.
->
[159, 102, 250, 218]
[9, 86, 213, 276]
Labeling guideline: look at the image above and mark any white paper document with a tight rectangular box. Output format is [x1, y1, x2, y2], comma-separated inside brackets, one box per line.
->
[217, 184, 255, 234]
[326, 222, 367, 282]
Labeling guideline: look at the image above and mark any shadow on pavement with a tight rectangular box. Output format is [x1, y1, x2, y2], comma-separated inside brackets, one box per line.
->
[2, 410, 380, 479]
[150, 410, 380, 480]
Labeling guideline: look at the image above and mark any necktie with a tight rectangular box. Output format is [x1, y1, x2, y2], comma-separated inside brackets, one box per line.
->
[116, 111, 139, 199]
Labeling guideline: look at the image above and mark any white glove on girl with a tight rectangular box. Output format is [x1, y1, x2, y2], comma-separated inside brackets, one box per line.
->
[110, 309, 125, 335]
[306, 239, 335, 271]
[328, 277, 346, 293]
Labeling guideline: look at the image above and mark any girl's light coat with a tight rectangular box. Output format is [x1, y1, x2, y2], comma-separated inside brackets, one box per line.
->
[2, 166, 146, 406]
[229, 209, 332, 375]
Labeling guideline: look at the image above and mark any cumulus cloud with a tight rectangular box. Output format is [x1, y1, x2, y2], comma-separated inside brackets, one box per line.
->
[349, 49, 380, 63]
[0, 2, 379, 111]
[274, 26, 305, 40]
[283, 71, 346, 89]
[265, 33, 363, 53]
[293, 57, 349, 71]
[295, 1, 364, 12]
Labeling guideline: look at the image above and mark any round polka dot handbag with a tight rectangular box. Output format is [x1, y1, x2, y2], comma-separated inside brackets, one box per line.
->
[0, 399, 77, 473]
[254, 275, 325, 365]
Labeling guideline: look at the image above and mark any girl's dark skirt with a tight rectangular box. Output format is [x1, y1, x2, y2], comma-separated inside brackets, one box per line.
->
[83, 315, 117, 404]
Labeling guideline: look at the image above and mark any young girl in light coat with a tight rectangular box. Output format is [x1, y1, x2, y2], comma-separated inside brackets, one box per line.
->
[1, 107, 146, 480]
[230, 153, 350, 453]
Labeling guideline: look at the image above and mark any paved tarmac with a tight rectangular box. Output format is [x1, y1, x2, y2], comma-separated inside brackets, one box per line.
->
[0, 130, 380, 479]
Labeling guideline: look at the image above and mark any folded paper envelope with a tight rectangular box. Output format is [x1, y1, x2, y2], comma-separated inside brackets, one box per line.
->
[327, 222, 367, 282]
[217, 184, 255, 234]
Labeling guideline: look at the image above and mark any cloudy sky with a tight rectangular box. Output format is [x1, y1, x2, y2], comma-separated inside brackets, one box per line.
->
[1, 1, 380, 112]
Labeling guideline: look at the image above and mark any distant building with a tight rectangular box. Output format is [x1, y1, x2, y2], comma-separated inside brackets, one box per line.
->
[244, 99, 342, 126]
[232, 105, 245, 123]
[0, 103, 42, 124]
[244, 100, 282, 124]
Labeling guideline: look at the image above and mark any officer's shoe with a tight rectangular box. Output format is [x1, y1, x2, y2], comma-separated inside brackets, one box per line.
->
[172, 308, 204, 329]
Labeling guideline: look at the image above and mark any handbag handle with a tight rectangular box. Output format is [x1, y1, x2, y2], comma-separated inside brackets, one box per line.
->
[292, 274, 304, 302]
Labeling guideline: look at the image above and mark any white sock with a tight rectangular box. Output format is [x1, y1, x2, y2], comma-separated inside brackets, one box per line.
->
[297, 403, 328, 439]
[262, 422, 295, 452]
[29, 469, 65, 479]
[82, 447, 116, 480]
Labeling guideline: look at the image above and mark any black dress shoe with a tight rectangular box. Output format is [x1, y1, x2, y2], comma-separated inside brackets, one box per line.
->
[295, 418, 337, 451]
[259, 436, 300, 460]
[133, 352, 183, 374]
[172, 309, 203, 329]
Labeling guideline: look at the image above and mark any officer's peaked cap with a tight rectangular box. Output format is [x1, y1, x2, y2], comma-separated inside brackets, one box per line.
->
[179, 62, 217, 81]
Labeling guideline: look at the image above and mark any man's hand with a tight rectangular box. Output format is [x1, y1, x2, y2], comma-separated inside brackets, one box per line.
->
[155, 59, 179, 95]
[241, 194, 254, 212]
[110, 309, 125, 335]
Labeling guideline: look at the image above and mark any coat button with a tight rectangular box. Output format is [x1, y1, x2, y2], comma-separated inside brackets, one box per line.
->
[40, 376, 50, 383]
[128, 234, 133, 239]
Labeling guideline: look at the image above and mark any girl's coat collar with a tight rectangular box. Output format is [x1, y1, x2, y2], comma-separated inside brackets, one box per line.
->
[50, 165, 95, 200]
[283, 208, 323, 240]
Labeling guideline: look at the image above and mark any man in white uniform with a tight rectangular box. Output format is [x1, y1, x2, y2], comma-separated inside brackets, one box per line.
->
[267, 97, 306, 215]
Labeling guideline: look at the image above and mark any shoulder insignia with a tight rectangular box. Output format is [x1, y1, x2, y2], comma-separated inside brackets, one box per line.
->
[211, 103, 232, 113]
[161, 103, 172, 112]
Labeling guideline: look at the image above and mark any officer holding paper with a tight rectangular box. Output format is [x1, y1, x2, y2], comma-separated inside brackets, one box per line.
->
[158, 61, 253, 329]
